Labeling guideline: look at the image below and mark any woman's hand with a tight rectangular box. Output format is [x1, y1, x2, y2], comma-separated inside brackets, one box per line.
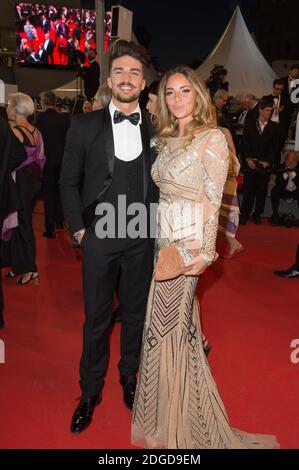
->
[184, 254, 209, 276]
[184, 252, 219, 276]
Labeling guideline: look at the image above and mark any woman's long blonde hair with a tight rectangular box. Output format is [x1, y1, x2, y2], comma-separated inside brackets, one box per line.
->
[155, 65, 214, 150]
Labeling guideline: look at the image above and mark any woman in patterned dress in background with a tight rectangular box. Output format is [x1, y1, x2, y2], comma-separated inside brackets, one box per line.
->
[131, 65, 279, 449]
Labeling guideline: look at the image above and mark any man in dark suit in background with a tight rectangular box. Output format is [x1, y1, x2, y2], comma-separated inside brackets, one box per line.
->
[78, 48, 100, 101]
[240, 100, 280, 225]
[60, 40, 158, 434]
[43, 32, 55, 65]
[264, 78, 295, 165]
[0, 116, 26, 329]
[41, 14, 50, 34]
[37, 91, 69, 238]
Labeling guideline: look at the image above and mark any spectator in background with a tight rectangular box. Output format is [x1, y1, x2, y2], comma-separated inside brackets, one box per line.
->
[213, 89, 231, 129]
[263, 79, 290, 166]
[78, 48, 100, 101]
[244, 94, 259, 126]
[37, 91, 70, 238]
[92, 84, 111, 111]
[43, 32, 55, 65]
[206, 64, 229, 98]
[82, 100, 93, 113]
[270, 151, 299, 224]
[0, 116, 27, 328]
[41, 14, 50, 34]
[145, 80, 160, 118]
[240, 100, 279, 225]
[2, 93, 45, 285]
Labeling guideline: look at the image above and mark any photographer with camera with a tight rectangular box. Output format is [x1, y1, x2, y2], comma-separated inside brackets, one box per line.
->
[240, 100, 280, 225]
[206, 64, 229, 99]
[270, 151, 299, 225]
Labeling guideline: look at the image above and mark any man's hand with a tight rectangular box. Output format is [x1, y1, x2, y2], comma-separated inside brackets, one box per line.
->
[259, 161, 270, 169]
[246, 158, 257, 170]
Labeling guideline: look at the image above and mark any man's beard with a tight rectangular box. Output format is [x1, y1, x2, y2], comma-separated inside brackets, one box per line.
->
[113, 90, 141, 103]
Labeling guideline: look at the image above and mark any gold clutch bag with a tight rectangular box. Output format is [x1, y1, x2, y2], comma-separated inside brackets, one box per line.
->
[154, 242, 200, 282]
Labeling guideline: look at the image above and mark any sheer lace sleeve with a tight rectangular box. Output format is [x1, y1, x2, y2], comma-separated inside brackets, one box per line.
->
[200, 129, 229, 263]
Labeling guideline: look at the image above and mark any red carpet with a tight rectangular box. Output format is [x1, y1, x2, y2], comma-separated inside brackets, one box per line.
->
[0, 206, 298, 449]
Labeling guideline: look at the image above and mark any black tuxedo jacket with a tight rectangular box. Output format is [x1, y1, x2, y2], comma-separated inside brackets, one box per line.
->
[44, 39, 54, 55]
[0, 116, 26, 221]
[37, 108, 70, 170]
[263, 93, 290, 122]
[244, 103, 259, 126]
[60, 107, 159, 235]
[243, 118, 279, 166]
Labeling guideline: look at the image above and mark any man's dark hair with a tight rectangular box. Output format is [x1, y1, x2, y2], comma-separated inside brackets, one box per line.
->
[40, 90, 56, 107]
[290, 64, 299, 70]
[258, 98, 273, 110]
[273, 78, 284, 87]
[109, 39, 150, 73]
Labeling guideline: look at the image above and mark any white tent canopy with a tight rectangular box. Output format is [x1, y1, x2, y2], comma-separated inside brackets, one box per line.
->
[196, 6, 277, 98]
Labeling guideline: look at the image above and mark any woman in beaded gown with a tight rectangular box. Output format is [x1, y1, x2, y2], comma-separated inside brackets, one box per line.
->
[131, 66, 279, 449]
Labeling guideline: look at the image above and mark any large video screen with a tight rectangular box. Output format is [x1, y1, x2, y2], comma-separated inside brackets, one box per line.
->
[15, 2, 111, 68]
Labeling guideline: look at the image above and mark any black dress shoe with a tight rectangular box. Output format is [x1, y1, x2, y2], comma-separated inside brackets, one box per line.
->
[273, 265, 299, 279]
[70, 394, 101, 434]
[42, 231, 56, 239]
[252, 214, 262, 225]
[120, 376, 136, 410]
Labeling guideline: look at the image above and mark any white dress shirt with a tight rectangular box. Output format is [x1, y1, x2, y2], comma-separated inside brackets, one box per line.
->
[109, 100, 142, 162]
[271, 94, 281, 123]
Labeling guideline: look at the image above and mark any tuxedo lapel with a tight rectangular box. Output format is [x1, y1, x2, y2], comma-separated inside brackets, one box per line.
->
[140, 111, 151, 202]
[103, 107, 115, 177]
[94, 107, 115, 202]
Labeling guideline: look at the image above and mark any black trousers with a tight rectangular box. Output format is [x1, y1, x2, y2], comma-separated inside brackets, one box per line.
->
[241, 170, 270, 218]
[79, 230, 153, 397]
[43, 166, 63, 233]
[271, 186, 299, 214]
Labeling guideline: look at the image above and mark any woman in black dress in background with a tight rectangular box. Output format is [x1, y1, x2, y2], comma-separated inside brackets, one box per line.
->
[2, 93, 45, 285]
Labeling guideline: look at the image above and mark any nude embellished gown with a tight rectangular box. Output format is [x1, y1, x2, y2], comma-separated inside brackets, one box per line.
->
[131, 129, 279, 449]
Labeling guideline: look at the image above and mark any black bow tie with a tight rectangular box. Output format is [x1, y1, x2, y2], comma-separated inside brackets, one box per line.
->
[113, 110, 140, 126]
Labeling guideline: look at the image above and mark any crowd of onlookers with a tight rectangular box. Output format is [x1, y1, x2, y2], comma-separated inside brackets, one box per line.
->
[208, 64, 299, 227]
[15, 2, 111, 66]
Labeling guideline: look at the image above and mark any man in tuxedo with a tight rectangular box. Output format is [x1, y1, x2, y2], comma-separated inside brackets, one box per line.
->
[41, 14, 50, 34]
[43, 32, 54, 65]
[79, 48, 100, 101]
[240, 100, 280, 225]
[60, 40, 158, 434]
[37, 43, 47, 64]
[264, 78, 293, 165]
[0, 116, 26, 329]
[37, 91, 69, 238]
